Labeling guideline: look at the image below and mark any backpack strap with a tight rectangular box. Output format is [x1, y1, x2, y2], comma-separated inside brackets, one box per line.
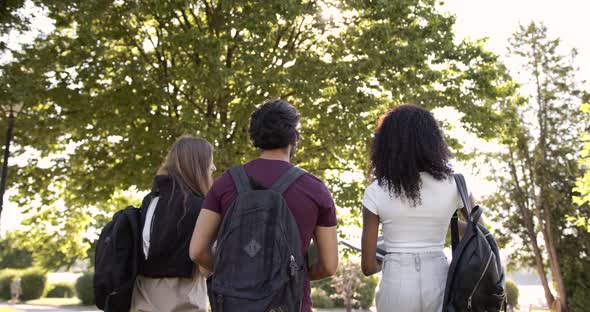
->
[229, 165, 252, 194]
[452, 173, 472, 252]
[453, 173, 472, 217]
[270, 166, 306, 194]
[451, 210, 460, 253]
[119, 206, 140, 294]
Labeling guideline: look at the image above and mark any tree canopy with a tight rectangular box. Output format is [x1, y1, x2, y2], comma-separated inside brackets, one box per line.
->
[3, 0, 514, 268]
[484, 22, 588, 312]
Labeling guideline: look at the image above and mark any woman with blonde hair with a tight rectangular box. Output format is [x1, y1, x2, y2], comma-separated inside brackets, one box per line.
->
[131, 135, 215, 312]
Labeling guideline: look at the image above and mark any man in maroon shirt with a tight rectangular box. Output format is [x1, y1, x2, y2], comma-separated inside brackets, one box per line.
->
[190, 99, 338, 312]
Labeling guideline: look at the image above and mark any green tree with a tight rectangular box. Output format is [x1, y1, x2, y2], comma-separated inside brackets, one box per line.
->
[0, 0, 30, 230]
[485, 22, 587, 312]
[12, 189, 142, 270]
[505, 280, 519, 312]
[8, 0, 513, 265]
[572, 102, 590, 232]
[0, 231, 33, 269]
[0, 0, 28, 52]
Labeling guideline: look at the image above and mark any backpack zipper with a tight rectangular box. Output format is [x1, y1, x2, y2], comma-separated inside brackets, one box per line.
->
[467, 252, 494, 310]
[290, 255, 298, 276]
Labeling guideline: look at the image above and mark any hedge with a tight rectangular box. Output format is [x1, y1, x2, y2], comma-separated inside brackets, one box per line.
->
[0, 268, 47, 301]
[76, 272, 95, 305]
[357, 274, 379, 309]
[46, 282, 75, 298]
[506, 279, 519, 308]
[19, 268, 47, 301]
[0, 269, 21, 300]
[311, 287, 335, 309]
[311, 265, 379, 309]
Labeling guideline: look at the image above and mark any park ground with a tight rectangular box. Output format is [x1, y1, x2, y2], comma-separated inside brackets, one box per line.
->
[0, 273, 553, 312]
[0, 270, 553, 312]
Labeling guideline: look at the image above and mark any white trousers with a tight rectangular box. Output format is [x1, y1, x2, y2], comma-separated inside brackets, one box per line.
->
[376, 251, 449, 312]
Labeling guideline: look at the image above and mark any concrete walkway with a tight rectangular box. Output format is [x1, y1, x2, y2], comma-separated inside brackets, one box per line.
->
[0, 303, 98, 312]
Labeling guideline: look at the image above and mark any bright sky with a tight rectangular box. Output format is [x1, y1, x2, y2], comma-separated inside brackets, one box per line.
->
[442, 0, 590, 86]
[437, 0, 590, 198]
[2, 1, 590, 234]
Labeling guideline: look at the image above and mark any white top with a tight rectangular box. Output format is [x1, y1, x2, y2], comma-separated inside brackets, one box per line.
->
[363, 173, 469, 253]
[142, 196, 159, 260]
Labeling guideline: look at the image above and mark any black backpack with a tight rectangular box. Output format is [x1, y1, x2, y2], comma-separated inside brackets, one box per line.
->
[94, 206, 141, 312]
[443, 174, 507, 312]
[208, 165, 306, 312]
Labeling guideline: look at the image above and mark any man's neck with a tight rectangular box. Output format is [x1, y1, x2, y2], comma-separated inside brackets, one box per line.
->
[259, 148, 291, 162]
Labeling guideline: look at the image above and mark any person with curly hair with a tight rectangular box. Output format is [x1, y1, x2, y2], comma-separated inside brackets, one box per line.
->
[190, 99, 338, 312]
[361, 104, 472, 311]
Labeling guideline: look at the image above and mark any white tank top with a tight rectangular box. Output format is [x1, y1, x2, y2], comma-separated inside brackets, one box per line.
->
[142, 196, 159, 259]
[363, 173, 469, 253]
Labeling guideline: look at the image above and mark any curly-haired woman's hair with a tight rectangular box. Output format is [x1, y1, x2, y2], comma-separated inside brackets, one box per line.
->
[370, 105, 452, 205]
[248, 99, 300, 150]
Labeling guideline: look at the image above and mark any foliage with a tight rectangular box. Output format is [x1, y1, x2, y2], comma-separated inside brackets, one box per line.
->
[311, 287, 335, 309]
[5, 0, 514, 265]
[19, 267, 47, 301]
[0, 267, 47, 301]
[75, 272, 94, 306]
[330, 261, 363, 311]
[0, 268, 21, 300]
[0, 0, 28, 52]
[0, 231, 33, 269]
[45, 282, 75, 298]
[312, 260, 378, 311]
[11, 200, 92, 271]
[11, 189, 142, 270]
[484, 22, 587, 310]
[505, 280, 519, 308]
[357, 273, 378, 309]
[572, 102, 590, 233]
[559, 228, 590, 312]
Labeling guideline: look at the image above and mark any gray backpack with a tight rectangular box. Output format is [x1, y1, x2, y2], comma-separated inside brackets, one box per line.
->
[443, 174, 507, 311]
[208, 165, 306, 312]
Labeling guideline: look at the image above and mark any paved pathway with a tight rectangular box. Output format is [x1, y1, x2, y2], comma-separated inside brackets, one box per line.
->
[0, 303, 98, 312]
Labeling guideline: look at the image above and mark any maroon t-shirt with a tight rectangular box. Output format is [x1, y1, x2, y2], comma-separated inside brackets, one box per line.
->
[203, 158, 337, 312]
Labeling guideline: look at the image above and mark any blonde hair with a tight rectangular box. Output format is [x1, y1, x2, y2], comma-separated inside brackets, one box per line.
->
[157, 135, 213, 197]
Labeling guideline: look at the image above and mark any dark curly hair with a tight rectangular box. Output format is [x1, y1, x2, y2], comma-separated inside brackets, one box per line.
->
[370, 104, 452, 205]
[249, 99, 300, 150]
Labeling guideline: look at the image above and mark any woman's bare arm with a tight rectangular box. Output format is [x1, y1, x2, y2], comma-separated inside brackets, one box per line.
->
[361, 207, 382, 276]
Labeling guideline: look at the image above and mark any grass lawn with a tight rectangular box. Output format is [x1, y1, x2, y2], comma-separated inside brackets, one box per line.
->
[25, 297, 81, 307]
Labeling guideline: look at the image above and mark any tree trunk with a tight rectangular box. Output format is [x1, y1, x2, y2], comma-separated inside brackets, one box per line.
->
[527, 211, 556, 308]
[0, 115, 15, 229]
[507, 150, 555, 307]
[531, 43, 568, 312]
[541, 213, 568, 312]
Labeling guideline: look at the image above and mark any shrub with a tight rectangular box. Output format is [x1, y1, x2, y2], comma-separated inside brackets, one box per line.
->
[76, 272, 95, 305]
[0, 269, 21, 300]
[0, 232, 33, 269]
[357, 274, 378, 309]
[46, 282, 75, 298]
[19, 267, 47, 301]
[506, 279, 519, 308]
[313, 277, 336, 297]
[311, 261, 379, 310]
[311, 287, 335, 309]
